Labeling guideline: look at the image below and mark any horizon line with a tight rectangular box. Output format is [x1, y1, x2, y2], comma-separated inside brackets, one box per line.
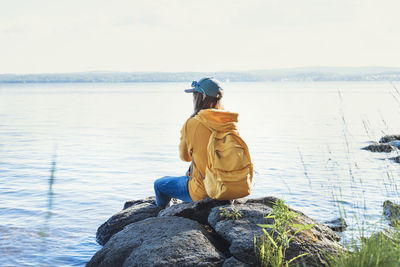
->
[2, 65, 400, 76]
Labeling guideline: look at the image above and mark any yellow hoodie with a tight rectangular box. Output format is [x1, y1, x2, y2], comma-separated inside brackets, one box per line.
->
[179, 109, 239, 201]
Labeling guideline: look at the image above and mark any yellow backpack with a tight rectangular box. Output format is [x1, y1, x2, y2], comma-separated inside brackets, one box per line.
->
[194, 118, 253, 200]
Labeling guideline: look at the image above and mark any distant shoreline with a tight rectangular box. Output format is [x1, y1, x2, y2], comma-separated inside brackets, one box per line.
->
[1, 67, 400, 83]
[1, 80, 399, 84]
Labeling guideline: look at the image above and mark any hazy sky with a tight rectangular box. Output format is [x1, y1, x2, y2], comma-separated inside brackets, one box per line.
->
[1, 0, 399, 73]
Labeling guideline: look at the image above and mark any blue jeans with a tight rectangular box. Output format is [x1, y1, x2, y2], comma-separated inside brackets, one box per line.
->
[154, 174, 193, 207]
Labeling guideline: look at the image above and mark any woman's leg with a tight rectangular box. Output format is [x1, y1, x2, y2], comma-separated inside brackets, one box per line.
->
[154, 175, 193, 207]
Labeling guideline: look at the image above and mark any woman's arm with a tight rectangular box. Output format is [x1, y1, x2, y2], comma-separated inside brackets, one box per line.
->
[179, 121, 191, 162]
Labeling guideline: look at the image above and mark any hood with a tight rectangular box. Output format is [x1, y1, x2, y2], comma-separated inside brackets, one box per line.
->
[195, 109, 238, 132]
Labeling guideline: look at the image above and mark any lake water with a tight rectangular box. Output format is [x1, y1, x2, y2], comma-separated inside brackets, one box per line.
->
[1, 81, 400, 266]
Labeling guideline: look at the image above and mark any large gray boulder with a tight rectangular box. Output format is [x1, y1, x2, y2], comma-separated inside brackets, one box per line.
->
[96, 196, 162, 245]
[87, 216, 225, 267]
[208, 197, 344, 266]
[89, 196, 345, 266]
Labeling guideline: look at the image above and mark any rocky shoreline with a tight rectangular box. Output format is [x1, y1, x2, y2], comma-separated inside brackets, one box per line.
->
[87, 196, 345, 267]
[362, 134, 400, 163]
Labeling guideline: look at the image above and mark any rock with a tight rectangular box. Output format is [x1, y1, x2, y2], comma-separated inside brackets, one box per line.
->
[96, 198, 162, 245]
[383, 200, 400, 222]
[158, 198, 233, 257]
[365, 228, 400, 246]
[166, 197, 184, 207]
[208, 197, 344, 266]
[122, 196, 157, 210]
[124, 196, 183, 210]
[158, 198, 230, 225]
[208, 202, 274, 265]
[324, 218, 347, 232]
[362, 142, 394, 152]
[87, 216, 225, 267]
[89, 196, 345, 266]
[242, 196, 279, 206]
[379, 135, 400, 143]
[377, 228, 400, 242]
[389, 156, 400, 163]
[364, 135, 400, 160]
[388, 140, 400, 149]
[222, 257, 249, 267]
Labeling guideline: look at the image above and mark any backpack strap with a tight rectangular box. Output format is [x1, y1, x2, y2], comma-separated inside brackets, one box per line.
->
[189, 148, 204, 180]
[191, 116, 215, 180]
[191, 157, 205, 180]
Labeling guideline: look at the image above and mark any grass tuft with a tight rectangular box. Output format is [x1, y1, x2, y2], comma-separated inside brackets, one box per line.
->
[327, 228, 400, 267]
[254, 199, 314, 267]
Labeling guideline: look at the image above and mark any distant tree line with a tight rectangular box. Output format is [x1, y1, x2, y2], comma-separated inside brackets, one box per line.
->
[1, 68, 400, 83]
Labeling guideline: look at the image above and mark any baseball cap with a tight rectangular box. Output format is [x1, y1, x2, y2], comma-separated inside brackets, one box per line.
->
[184, 77, 222, 97]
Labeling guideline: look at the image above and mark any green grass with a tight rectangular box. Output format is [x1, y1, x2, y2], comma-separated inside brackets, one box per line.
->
[254, 199, 314, 267]
[327, 228, 400, 267]
[219, 207, 242, 220]
[253, 199, 400, 267]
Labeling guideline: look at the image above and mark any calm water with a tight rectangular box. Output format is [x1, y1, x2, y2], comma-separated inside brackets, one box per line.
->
[1, 82, 400, 266]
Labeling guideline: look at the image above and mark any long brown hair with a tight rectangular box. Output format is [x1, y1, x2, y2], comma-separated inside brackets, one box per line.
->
[191, 90, 223, 117]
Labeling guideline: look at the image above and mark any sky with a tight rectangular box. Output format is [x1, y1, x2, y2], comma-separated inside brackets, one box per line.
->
[1, 0, 400, 74]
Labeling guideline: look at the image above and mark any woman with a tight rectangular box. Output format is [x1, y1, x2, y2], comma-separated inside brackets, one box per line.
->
[154, 77, 240, 207]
